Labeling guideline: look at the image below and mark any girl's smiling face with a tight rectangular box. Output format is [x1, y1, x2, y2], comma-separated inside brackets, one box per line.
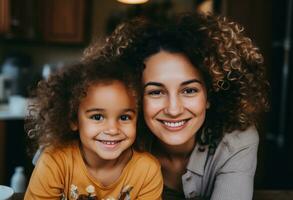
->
[143, 51, 209, 148]
[72, 81, 137, 163]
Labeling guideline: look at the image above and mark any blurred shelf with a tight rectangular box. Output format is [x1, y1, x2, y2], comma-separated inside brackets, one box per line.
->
[0, 37, 88, 48]
[0, 104, 26, 120]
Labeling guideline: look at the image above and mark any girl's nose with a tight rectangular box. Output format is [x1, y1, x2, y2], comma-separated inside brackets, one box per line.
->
[164, 95, 184, 117]
[104, 120, 120, 135]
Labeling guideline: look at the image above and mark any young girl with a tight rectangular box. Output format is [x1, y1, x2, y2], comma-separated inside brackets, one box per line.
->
[24, 58, 163, 200]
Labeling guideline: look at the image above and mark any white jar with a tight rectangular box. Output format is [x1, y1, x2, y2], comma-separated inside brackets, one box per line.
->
[10, 166, 26, 193]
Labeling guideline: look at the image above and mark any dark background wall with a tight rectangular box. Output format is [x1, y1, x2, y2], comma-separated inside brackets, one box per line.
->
[222, 0, 293, 189]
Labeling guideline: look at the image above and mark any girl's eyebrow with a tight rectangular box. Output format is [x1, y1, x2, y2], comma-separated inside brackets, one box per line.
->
[123, 108, 137, 114]
[86, 108, 104, 113]
[144, 79, 202, 89]
[85, 108, 136, 113]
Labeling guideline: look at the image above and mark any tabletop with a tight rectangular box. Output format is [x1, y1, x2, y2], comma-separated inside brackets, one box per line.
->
[9, 190, 293, 200]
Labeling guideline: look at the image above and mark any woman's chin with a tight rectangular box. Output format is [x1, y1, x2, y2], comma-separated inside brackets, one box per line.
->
[159, 135, 195, 147]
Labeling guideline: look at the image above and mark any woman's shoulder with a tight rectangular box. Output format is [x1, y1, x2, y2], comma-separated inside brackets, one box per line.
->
[220, 126, 259, 153]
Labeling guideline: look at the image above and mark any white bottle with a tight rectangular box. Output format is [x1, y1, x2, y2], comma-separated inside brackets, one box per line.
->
[10, 166, 26, 193]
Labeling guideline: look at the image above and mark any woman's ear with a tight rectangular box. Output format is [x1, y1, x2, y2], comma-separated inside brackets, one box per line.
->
[206, 101, 210, 109]
[70, 121, 78, 131]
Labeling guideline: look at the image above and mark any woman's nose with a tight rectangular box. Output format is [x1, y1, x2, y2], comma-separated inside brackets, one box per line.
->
[164, 95, 184, 117]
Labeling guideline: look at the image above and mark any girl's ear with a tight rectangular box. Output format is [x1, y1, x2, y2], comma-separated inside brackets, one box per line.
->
[70, 121, 78, 131]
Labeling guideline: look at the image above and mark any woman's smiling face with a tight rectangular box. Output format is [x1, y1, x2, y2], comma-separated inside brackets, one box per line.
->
[143, 51, 209, 147]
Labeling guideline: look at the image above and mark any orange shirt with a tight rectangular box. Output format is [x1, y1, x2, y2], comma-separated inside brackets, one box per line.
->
[25, 143, 163, 200]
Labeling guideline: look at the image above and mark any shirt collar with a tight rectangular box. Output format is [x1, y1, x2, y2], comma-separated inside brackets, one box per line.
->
[186, 144, 209, 176]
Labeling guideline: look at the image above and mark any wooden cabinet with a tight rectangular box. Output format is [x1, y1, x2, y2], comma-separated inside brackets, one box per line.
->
[41, 0, 87, 43]
[0, 120, 34, 185]
[0, 121, 6, 184]
[0, 0, 10, 34]
[0, 0, 89, 44]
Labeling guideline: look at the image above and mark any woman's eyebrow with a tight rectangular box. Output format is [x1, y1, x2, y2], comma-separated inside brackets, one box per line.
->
[181, 79, 202, 86]
[143, 82, 163, 89]
[144, 79, 202, 89]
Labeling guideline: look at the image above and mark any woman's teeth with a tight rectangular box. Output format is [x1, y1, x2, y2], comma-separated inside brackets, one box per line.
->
[163, 120, 186, 128]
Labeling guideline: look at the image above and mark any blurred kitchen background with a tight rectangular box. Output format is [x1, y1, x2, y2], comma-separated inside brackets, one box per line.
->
[0, 0, 292, 191]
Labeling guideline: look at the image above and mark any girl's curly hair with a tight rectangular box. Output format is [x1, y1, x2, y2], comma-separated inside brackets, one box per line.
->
[82, 12, 270, 149]
[26, 58, 141, 154]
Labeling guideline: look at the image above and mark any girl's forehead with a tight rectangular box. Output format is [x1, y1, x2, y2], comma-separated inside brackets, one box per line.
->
[87, 80, 129, 94]
[80, 80, 138, 110]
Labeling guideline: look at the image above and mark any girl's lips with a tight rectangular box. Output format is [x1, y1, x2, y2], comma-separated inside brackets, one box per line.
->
[157, 119, 190, 131]
[98, 140, 122, 144]
[96, 139, 123, 149]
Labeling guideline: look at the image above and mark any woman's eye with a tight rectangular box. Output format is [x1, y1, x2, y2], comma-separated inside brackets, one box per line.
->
[182, 88, 198, 95]
[90, 114, 104, 121]
[120, 115, 131, 121]
[147, 90, 164, 96]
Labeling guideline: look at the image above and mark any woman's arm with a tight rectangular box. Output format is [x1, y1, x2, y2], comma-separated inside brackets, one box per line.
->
[210, 143, 258, 200]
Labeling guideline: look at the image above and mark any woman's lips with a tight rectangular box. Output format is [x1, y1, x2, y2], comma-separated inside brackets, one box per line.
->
[157, 119, 190, 131]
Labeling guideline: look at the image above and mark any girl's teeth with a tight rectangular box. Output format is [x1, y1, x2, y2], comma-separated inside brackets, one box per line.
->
[163, 121, 185, 127]
[101, 141, 119, 145]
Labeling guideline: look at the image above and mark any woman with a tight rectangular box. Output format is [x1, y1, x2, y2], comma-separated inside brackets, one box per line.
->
[83, 12, 269, 200]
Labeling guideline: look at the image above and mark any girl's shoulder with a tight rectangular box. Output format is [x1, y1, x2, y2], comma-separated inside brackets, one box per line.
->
[131, 150, 161, 169]
[38, 142, 79, 163]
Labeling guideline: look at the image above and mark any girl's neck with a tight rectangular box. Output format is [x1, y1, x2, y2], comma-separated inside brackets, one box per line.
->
[79, 142, 132, 170]
[80, 143, 133, 186]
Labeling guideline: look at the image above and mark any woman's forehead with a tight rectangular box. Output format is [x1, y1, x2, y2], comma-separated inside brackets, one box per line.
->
[143, 51, 204, 82]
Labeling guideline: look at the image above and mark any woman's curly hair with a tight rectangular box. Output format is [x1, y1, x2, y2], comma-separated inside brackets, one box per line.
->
[26, 58, 141, 154]
[82, 12, 270, 149]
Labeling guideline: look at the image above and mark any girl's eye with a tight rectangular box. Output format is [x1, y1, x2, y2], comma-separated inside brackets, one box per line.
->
[182, 88, 198, 95]
[90, 114, 104, 121]
[120, 114, 131, 121]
